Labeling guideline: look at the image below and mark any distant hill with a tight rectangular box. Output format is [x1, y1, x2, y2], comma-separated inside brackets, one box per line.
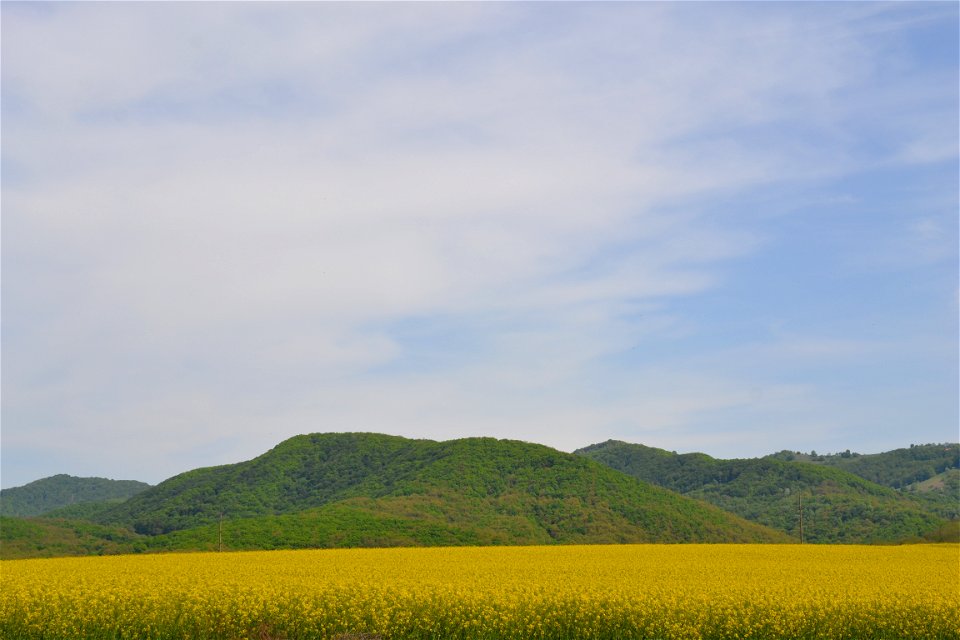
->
[8, 434, 955, 559]
[91, 434, 787, 548]
[2, 434, 790, 558]
[0, 475, 151, 518]
[766, 443, 959, 490]
[576, 440, 952, 543]
[767, 443, 960, 522]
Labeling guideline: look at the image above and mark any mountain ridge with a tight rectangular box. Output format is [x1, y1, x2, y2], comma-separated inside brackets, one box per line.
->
[1, 433, 789, 558]
[4, 434, 956, 558]
[575, 440, 957, 543]
[94, 433, 787, 542]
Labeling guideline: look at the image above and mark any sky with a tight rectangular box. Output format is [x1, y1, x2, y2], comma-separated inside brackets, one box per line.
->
[1, 2, 957, 489]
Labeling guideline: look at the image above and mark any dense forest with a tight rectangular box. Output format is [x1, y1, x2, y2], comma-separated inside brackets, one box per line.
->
[0, 475, 151, 518]
[577, 441, 959, 543]
[766, 443, 959, 489]
[1, 434, 787, 558]
[2, 435, 955, 559]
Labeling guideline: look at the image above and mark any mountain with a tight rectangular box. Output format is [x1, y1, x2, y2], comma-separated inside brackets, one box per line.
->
[81, 433, 787, 551]
[576, 440, 953, 543]
[0, 474, 152, 518]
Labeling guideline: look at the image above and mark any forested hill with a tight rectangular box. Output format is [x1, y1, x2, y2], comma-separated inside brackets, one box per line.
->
[6, 435, 956, 559]
[91, 433, 787, 545]
[0, 475, 151, 518]
[576, 440, 956, 543]
[766, 443, 960, 490]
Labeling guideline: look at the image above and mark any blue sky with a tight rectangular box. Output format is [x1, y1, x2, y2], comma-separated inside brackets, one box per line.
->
[2, 2, 957, 488]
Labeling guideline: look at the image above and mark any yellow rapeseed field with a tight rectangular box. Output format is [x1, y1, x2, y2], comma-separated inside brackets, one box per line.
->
[1, 544, 957, 639]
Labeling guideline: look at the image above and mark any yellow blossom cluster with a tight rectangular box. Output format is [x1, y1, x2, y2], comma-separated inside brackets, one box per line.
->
[1, 544, 957, 639]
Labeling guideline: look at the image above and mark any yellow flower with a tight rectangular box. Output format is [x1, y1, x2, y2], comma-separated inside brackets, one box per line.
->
[1, 544, 958, 639]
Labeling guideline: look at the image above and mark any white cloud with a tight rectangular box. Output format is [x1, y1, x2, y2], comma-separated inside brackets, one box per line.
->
[2, 2, 957, 486]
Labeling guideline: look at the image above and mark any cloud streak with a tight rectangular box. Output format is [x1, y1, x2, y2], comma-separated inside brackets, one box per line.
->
[2, 2, 957, 487]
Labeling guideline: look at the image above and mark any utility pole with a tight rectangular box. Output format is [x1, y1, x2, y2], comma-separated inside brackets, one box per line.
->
[219, 512, 223, 552]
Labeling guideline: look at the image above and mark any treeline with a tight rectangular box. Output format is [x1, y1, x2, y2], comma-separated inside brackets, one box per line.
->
[2, 435, 956, 559]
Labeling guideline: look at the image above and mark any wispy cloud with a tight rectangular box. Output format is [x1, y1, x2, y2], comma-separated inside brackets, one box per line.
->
[2, 2, 956, 487]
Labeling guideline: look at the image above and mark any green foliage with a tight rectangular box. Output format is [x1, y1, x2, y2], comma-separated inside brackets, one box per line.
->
[577, 440, 952, 544]
[767, 443, 960, 521]
[3, 434, 788, 558]
[0, 516, 142, 559]
[770, 443, 959, 489]
[43, 499, 135, 520]
[0, 475, 151, 518]
[8, 435, 953, 558]
[921, 519, 960, 543]
[134, 434, 789, 545]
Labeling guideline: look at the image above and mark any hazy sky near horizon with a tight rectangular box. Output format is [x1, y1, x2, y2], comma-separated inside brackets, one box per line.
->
[2, 2, 957, 488]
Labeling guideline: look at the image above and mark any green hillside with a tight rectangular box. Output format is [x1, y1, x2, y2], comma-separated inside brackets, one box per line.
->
[767, 443, 960, 522]
[2, 434, 789, 557]
[766, 443, 959, 489]
[0, 474, 151, 517]
[92, 434, 787, 547]
[0, 516, 142, 558]
[910, 467, 959, 497]
[576, 440, 951, 543]
[12, 434, 951, 558]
